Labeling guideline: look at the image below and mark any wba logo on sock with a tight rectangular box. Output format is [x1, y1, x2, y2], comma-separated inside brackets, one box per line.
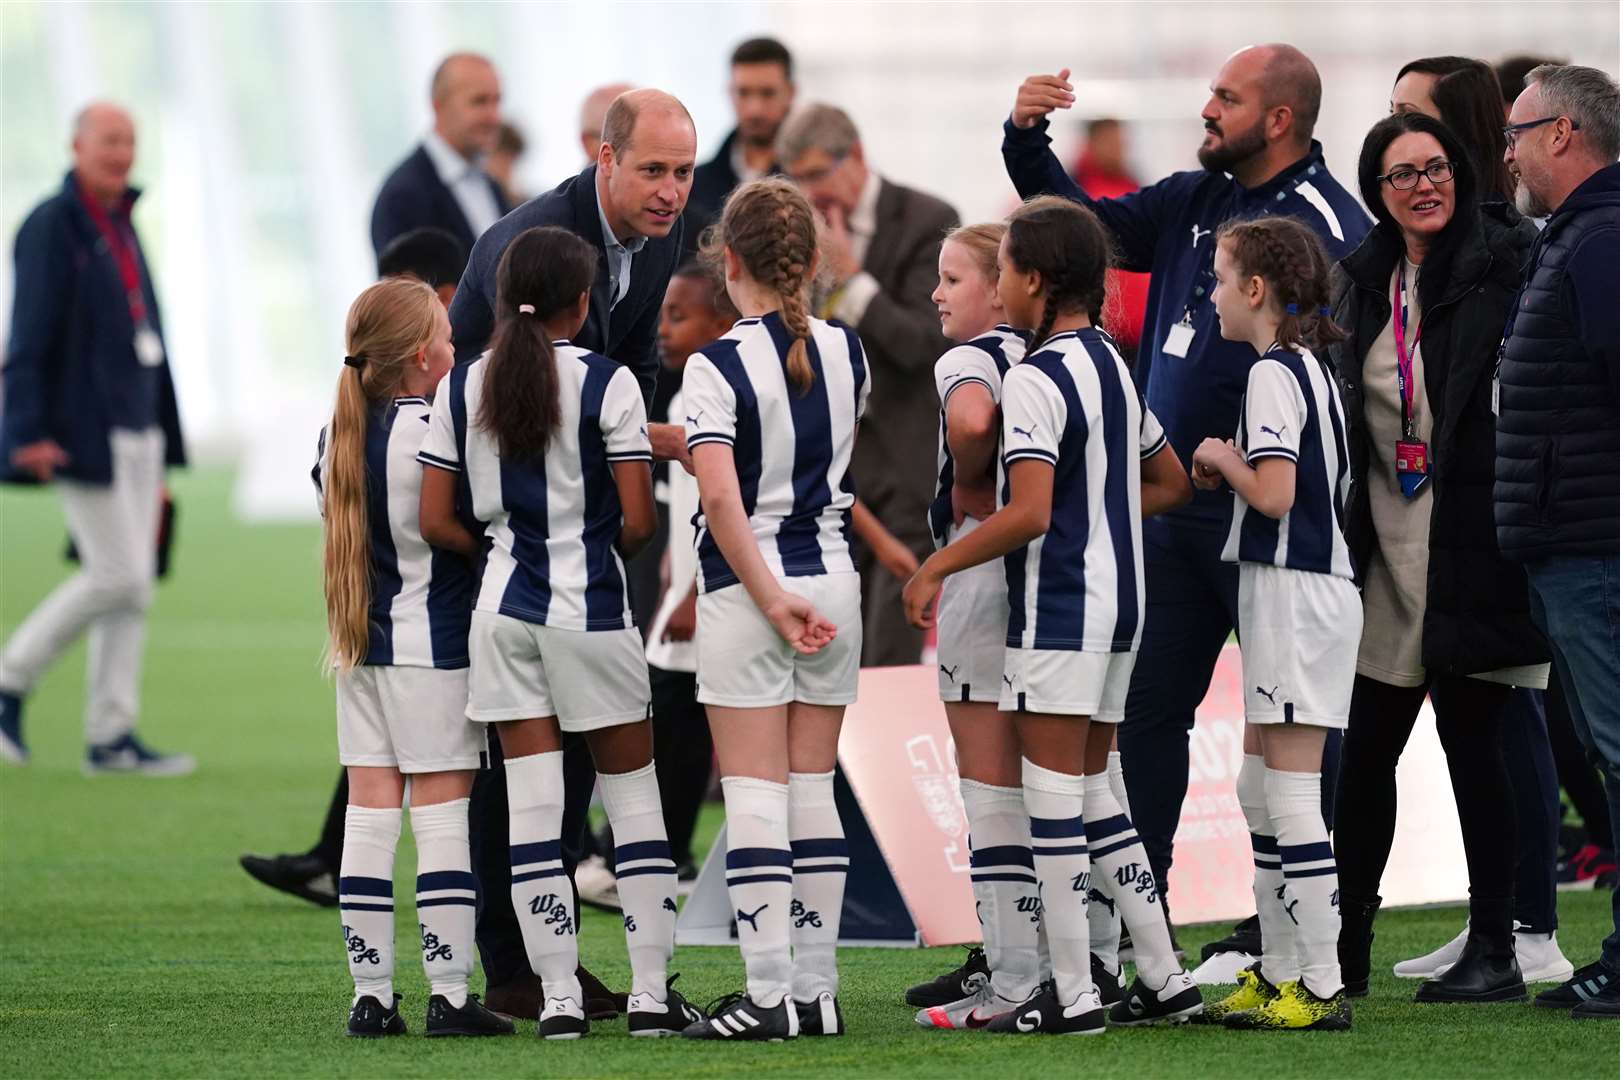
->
[791, 899, 822, 928]
[529, 893, 575, 935]
[419, 923, 453, 961]
[1114, 862, 1159, 904]
[343, 925, 381, 965]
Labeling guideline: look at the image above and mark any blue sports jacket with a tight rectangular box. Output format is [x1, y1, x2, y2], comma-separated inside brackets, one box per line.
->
[1003, 118, 1369, 527]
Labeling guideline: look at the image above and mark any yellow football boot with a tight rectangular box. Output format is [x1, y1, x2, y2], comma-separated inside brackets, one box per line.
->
[1224, 979, 1353, 1031]
[1194, 965, 1280, 1024]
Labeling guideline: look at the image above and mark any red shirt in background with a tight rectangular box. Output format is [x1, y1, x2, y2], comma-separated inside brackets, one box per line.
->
[1072, 148, 1150, 356]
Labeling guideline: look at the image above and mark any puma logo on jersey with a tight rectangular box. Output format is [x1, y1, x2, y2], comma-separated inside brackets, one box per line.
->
[1260, 424, 1288, 440]
[1256, 685, 1279, 706]
[1012, 423, 1038, 440]
[1191, 224, 1212, 247]
[735, 903, 768, 932]
[1002, 674, 1016, 688]
[940, 663, 959, 683]
[686, 409, 705, 426]
[942, 371, 964, 381]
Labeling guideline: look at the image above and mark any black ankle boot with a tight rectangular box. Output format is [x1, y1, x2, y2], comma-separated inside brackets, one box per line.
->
[1414, 899, 1526, 1004]
[1337, 893, 1382, 998]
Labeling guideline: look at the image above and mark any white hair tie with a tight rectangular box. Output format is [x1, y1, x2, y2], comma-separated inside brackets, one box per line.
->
[517, 303, 536, 315]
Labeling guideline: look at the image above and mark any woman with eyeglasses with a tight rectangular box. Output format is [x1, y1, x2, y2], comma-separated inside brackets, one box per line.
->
[1325, 111, 1546, 1005]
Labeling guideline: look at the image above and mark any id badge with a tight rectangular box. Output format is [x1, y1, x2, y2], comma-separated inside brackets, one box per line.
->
[1395, 439, 1430, 499]
[134, 324, 165, 368]
[1163, 320, 1195, 358]
[1491, 372, 1500, 417]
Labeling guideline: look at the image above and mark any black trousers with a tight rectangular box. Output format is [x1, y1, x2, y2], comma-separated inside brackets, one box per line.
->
[1503, 689, 1560, 933]
[650, 664, 712, 867]
[1335, 673, 1516, 905]
[1545, 673, 1615, 844]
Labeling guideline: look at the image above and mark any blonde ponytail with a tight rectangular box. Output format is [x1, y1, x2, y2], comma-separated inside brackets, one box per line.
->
[322, 277, 439, 671]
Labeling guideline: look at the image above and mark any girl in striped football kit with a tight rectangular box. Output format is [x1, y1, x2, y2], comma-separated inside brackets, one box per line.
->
[904, 197, 1199, 1036]
[680, 178, 870, 1042]
[316, 277, 510, 1039]
[418, 226, 701, 1040]
[1190, 216, 1358, 1031]
[908, 222, 1044, 1029]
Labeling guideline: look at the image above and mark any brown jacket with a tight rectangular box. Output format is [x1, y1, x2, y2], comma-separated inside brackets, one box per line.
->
[850, 178, 959, 544]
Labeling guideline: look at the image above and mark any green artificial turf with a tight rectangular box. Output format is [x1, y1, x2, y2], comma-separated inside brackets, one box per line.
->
[1, 468, 1614, 1078]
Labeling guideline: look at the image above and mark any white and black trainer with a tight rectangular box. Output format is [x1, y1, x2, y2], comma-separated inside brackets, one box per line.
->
[914, 982, 1023, 1030]
[986, 983, 1106, 1036]
[795, 991, 845, 1036]
[682, 991, 799, 1041]
[904, 947, 991, 1007]
[1108, 971, 1204, 1026]
[1092, 954, 1125, 1006]
[347, 993, 407, 1038]
[627, 978, 705, 1037]
[538, 995, 589, 1040]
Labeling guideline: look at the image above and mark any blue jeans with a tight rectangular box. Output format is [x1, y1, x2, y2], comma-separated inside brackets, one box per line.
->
[1527, 553, 1620, 975]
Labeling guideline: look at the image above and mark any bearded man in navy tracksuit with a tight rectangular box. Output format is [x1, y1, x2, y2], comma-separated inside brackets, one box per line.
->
[1001, 45, 1370, 947]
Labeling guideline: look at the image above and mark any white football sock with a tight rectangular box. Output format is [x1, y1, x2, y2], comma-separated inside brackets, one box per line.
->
[410, 797, 476, 1008]
[1022, 759, 1092, 1007]
[722, 776, 794, 1007]
[961, 779, 1042, 1001]
[1083, 771, 1179, 988]
[1268, 768, 1342, 996]
[600, 761, 678, 1000]
[788, 771, 848, 1001]
[506, 751, 580, 1006]
[1239, 754, 1298, 984]
[1086, 751, 1131, 972]
[340, 804, 401, 1005]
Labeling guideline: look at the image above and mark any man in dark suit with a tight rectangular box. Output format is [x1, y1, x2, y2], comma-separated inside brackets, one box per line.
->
[778, 103, 959, 667]
[685, 37, 795, 250]
[370, 53, 510, 263]
[448, 88, 697, 1018]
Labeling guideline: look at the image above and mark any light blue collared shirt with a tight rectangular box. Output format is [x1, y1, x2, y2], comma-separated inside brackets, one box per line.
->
[595, 183, 647, 310]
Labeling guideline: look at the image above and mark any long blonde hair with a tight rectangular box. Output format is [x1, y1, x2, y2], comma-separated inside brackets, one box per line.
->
[943, 221, 1006, 284]
[702, 177, 818, 393]
[323, 277, 440, 670]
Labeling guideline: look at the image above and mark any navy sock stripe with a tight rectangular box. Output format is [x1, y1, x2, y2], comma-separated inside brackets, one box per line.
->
[1250, 833, 1278, 854]
[615, 839, 674, 863]
[1029, 815, 1087, 840]
[790, 837, 849, 858]
[338, 876, 393, 897]
[415, 896, 477, 907]
[1279, 841, 1334, 861]
[726, 847, 793, 869]
[725, 872, 793, 886]
[972, 871, 1038, 884]
[1091, 836, 1141, 860]
[509, 840, 562, 866]
[970, 844, 1035, 869]
[1031, 843, 1090, 857]
[1085, 814, 1133, 841]
[791, 864, 849, 875]
[510, 867, 567, 885]
[415, 870, 476, 891]
[615, 864, 678, 878]
[1283, 865, 1339, 879]
[339, 901, 393, 912]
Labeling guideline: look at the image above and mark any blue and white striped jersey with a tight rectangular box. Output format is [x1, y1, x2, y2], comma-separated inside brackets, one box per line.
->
[1220, 347, 1353, 578]
[418, 343, 653, 631]
[929, 325, 1027, 549]
[313, 398, 475, 669]
[1000, 328, 1167, 653]
[683, 312, 871, 593]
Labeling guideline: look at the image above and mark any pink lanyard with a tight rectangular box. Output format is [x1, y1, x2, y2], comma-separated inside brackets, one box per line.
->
[1391, 262, 1422, 441]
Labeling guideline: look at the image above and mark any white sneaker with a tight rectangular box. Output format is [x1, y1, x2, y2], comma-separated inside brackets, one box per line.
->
[1192, 949, 1258, 986]
[1431, 928, 1574, 984]
[1393, 923, 1468, 978]
[573, 854, 620, 912]
[914, 983, 1024, 1030]
[539, 995, 588, 1040]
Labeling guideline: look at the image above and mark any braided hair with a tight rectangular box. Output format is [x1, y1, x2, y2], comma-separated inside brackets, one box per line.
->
[1004, 195, 1111, 350]
[702, 177, 818, 393]
[1214, 216, 1347, 352]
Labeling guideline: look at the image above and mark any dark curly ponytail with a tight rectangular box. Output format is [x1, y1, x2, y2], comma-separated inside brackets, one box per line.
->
[1004, 195, 1111, 349]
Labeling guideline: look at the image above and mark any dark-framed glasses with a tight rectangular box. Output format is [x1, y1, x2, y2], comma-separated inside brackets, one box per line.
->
[1504, 116, 1580, 149]
[1378, 160, 1455, 190]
